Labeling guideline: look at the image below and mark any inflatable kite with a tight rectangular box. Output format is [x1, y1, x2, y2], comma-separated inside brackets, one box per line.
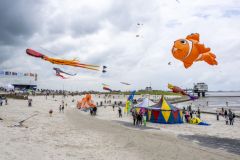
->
[77, 94, 96, 109]
[53, 68, 76, 76]
[120, 82, 131, 85]
[102, 83, 112, 92]
[53, 67, 76, 79]
[26, 48, 100, 71]
[102, 66, 107, 73]
[56, 72, 67, 79]
[168, 83, 197, 100]
[124, 90, 136, 113]
[171, 33, 217, 68]
[190, 117, 210, 126]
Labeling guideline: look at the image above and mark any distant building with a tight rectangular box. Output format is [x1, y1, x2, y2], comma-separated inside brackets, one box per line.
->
[193, 83, 208, 97]
[0, 70, 37, 90]
[145, 86, 152, 91]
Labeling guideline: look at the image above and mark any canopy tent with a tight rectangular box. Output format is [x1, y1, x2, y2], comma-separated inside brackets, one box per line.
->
[133, 98, 155, 113]
[134, 97, 155, 108]
[135, 96, 183, 124]
[3, 84, 14, 91]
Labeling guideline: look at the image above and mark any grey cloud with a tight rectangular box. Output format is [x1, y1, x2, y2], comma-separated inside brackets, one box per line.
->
[0, 0, 46, 45]
[222, 9, 240, 17]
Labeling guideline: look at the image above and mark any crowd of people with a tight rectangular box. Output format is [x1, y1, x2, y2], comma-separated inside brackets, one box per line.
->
[131, 109, 145, 126]
[182, 105, 201, 123]
[218, 108, 236, 125]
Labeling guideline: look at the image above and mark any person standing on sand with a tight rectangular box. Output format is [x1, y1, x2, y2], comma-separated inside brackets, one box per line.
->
[233, 112, 236, 122]
[118, 107, 122, 118]
[190, 110, 193, 119]
[132, 109, 136, 126]
[185, 111, 189, 123]
[62, 105, 64, 113]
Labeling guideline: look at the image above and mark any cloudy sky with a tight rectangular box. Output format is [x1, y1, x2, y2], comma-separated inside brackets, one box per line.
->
[0, 0, 239, 91]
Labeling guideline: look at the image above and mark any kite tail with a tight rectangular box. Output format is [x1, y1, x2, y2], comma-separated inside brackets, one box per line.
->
[188, 94, 198, 100]
[74, 64, 100, 71]
[56, 73, 68, 79]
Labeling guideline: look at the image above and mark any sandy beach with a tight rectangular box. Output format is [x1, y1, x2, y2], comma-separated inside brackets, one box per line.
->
[0, 95, 239, 160]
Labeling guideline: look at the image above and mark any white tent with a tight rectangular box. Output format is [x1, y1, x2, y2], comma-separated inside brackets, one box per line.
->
[5, 84, 14, 91]
[134, 97, 155, 108]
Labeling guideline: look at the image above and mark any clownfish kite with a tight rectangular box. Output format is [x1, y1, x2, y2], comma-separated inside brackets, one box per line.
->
[171, 33, 217, 68]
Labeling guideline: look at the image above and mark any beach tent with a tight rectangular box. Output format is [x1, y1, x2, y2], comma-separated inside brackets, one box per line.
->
[135, 97, 155, 108]
[77, 94, 96, 109]
[4, 84, 14, 91]
[146, 96, 183, 124]
[133, 98, 155, 113]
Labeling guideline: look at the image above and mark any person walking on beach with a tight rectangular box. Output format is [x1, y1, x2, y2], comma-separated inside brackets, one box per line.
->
[185, 111, 189, 123]
[59, 105, 62, 112]
[5, 98, 8, 105]
[221, 107, 224, 116]
[90, 108, 93, 116]
[61, 105, 64, 113]
[216, 111, 219, 121]
[0, 98, 2, 106]
[224, 110, 228, 118]
[118, 107, 122, 118]
[112, 105, 115, 111]
[49, 109, 53, 117]
[228, 110, 234, 125]
[197, 107, 201, 118]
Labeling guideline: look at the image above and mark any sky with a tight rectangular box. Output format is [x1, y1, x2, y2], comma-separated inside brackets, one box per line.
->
[0, 0, 240, 91]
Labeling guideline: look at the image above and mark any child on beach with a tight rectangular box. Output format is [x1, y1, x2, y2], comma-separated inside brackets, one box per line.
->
[225, 116, 229, 125]
[28, 99, 32, 107]
[118, 107, 122, 118]
[49, 109, 53, 117]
